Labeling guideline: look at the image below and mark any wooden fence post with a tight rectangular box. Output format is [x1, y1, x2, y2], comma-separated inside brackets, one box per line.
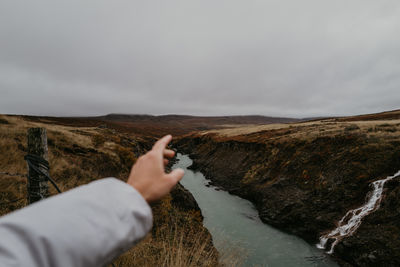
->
[27, 128, 49, 204]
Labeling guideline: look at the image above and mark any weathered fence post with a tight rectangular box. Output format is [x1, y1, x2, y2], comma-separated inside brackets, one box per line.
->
[27, 128, 49, 204]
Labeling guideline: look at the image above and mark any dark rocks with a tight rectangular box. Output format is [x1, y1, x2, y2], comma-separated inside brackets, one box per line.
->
[175, 134, 400, 266]
[170, 183, 202, 214]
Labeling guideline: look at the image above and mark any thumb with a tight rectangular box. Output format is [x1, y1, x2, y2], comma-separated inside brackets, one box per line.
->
[167, 168, 185, 185]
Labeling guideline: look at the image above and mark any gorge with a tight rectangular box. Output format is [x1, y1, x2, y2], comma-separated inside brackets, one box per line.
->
[173, 153, 337, 266]
[175, 112, 400, 266]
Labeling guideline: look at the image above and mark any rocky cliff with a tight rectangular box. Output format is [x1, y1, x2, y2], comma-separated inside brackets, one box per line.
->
[175, 119, 400, 266]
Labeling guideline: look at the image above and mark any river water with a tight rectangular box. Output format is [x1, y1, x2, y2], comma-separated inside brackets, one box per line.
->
[173, 154, 337, 267]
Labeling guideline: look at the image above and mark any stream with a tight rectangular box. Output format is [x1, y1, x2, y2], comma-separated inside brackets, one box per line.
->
[172, 154, 337, 267]
[317, 169, 400, 254]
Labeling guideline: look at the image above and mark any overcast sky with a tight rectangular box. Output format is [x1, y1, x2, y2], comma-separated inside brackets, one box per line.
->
[0, 1, 399, 118]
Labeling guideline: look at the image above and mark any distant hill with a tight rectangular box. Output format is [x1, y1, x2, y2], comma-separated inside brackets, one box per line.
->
[94, 114, 301, 136]
[337, 109, 400, 121]
[19, 113, 300, 137]
[15, 109, 400, 137]
[100, 113, 299, 125]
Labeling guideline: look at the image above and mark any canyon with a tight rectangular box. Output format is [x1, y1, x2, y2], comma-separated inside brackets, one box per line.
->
[175, 110, 400, 266]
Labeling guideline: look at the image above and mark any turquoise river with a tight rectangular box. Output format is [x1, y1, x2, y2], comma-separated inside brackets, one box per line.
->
[172, 154, 338, 267]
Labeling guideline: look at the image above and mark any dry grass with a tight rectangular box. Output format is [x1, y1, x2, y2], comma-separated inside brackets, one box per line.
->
[0, 114, 136, 214]
[113, 225, 217, 267]
[204, 117, 400, 145]
[112, 227, 247, 267]
[203, 123, 292, 137]
[202, 120, 332, 138]
[0, 115, 221, 267]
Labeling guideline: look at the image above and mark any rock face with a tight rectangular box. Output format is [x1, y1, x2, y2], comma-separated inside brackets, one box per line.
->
[175, 134, 400, 266]
[170, 183, 202, 213]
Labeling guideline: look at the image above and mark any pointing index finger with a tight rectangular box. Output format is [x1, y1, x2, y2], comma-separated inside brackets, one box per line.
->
[153, 135, 172, 154]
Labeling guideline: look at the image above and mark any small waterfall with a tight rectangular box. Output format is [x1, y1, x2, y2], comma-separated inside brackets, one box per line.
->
[317, 170, 400, 254]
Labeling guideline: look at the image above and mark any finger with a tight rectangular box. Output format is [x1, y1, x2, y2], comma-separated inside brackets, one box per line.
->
[163, 149, 175, 158]
[166, 168, 185, 185]
[163, 159, 169, 166]
[153, 135, 172, 154]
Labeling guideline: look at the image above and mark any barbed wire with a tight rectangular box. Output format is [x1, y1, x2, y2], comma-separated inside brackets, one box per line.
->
[25, 154, 62, 195]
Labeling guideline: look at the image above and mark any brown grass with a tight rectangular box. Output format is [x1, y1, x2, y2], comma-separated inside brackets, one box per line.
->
[203, 117, 400, 145]
[113, 225, 217, 267]
[0, 115, 221, 267]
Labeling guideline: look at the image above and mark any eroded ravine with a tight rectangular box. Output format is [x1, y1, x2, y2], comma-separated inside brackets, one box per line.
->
[173, 154, 337, 267]
[175, 133, 400, 266]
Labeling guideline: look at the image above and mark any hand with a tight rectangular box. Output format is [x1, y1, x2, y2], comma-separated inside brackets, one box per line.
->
[127, 135, 184, 203]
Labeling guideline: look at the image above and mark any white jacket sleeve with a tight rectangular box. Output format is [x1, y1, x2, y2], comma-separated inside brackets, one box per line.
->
[0, 178, 153, 267]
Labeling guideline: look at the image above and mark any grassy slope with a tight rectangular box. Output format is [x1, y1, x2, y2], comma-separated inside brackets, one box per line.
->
[0, 115, 218, 267]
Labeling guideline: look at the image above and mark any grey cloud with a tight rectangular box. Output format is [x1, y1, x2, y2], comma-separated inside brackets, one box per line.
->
[0, 0, 399, 118]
